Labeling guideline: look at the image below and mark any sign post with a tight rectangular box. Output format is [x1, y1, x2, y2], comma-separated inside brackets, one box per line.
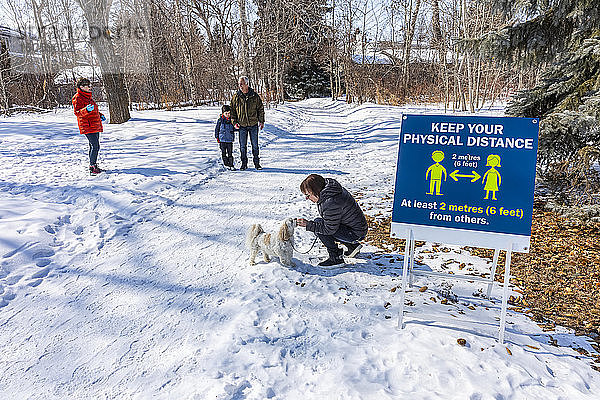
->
[391, 114, 539, 343]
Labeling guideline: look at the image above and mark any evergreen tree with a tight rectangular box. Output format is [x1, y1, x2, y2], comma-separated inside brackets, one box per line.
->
[481, 0, 600, 211]
[284, 58, 330, 99]
[253, 0, 330, 100]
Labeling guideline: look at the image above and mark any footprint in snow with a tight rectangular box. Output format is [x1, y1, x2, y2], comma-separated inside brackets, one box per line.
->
[2, 241, 34, 259]
[57, 214, 71, 225]
[0, 290, 16, 306]
[32, 248, 55, 259]
[31, 267, 50, 279]
[28, 279, 42, 287]
[35, 258, 52, 267]
[6, 274, 23, 285]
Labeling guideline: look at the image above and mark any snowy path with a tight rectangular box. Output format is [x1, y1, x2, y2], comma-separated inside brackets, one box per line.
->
[1, 99, 599, 399]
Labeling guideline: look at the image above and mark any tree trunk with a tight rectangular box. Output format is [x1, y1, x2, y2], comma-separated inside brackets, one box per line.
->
[330, 0, 336, 100]
[77, 0, 130, 123]
[330, 57, 335, 100]
[31, 0, 57, 108]
[0, 39, 10, 114]
[344, 2, 355, 104]
[237, 0, 250, 75]
[431, 0, 448, 108]
[403, 0, 422, 86]
[176, 0, 197, 103]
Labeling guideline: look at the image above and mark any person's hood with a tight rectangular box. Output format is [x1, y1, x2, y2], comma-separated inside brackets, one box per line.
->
[318, 178, 343, 204]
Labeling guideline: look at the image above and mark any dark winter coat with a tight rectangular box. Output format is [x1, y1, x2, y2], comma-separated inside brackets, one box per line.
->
[72, 88, 104, 135]
[215, 115, 235, 143]
[306, 178, 368, 238]
[230, 88, 265, 127]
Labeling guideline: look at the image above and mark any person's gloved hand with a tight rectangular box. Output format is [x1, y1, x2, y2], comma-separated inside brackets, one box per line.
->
[100, 114, 106, 122]
[86, 104, 94, 112]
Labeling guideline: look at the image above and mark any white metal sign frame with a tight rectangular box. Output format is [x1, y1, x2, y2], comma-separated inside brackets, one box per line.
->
[394, 225, 514, 344]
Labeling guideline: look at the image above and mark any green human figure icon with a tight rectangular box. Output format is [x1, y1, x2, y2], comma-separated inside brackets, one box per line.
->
[482, 154, 502, 200]
[426, 150, 447, 195]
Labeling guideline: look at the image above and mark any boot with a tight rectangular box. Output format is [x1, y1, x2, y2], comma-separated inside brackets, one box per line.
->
[240, 162, 248, 171]
[318, 247, 344, 267]
[89, 165, 104, 174]
[342, 242, 362, 258]
[318, 256, 344, 267]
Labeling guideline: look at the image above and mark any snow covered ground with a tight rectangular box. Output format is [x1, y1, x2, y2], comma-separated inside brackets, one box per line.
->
[0, 98, 598, 399]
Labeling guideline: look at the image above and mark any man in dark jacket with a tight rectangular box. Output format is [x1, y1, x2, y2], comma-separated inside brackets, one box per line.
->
[230, 76, 265, 170]
[297, 174, 368, 267]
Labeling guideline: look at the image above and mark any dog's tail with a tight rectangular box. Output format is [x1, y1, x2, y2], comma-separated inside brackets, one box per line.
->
[246, 224, 264, 248]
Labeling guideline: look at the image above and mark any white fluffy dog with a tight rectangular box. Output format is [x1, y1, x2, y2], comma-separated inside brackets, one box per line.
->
[246, 218, 295, 266]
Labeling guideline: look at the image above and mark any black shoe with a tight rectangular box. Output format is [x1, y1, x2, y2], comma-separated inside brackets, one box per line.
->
[89, 165, 104, 174]
[240, 164, 248, 170]
[255, 164, 263, 170]
[343, 242, 362, 258]
[318, 257, 345, 267]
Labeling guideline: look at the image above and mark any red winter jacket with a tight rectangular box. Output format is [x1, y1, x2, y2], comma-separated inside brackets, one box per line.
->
[72, 88, 104, 134]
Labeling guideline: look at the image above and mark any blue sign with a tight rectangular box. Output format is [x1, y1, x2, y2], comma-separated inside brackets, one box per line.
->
[391, 114, 539, 252]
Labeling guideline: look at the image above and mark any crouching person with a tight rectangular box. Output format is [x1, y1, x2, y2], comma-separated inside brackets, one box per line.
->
[296, 174, 368, 267]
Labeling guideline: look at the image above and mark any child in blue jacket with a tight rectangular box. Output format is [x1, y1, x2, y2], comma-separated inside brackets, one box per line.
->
[215, 105, 236, 170]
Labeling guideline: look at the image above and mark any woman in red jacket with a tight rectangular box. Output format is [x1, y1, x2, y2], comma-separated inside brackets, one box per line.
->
[72, 78, 106, 174]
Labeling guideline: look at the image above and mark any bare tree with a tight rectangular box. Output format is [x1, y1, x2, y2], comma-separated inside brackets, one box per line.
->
[237, 0, 250, 75]
[1, 0, 532, 112]
[76, 0, 130, 123]
[402, 0, 421, 85]
[190, 0, 237, 101]
[430, 0, 448, 108]
[0, 37, 11, 113]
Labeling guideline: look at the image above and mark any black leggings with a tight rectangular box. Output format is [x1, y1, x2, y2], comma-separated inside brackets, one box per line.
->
[219, 142, 234, 167]
[313, 217, 365, 258]
[85, 132, 100, 166]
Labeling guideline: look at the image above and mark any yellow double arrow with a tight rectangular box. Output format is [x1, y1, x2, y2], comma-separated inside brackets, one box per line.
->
[450, 169, 481, 182]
